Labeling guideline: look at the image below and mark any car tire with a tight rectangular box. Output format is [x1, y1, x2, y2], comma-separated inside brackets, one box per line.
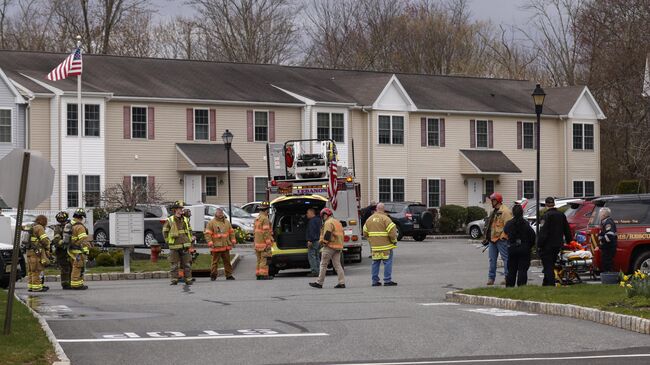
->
[469, 225, 482, 239]
[268, 263, 279, 277]
[413, 233, 426, 241]
[633, 250, 650, 274]
[94, 229, 109, 246]
[395, 224, 404, 241]
[144, 231, 156, 248]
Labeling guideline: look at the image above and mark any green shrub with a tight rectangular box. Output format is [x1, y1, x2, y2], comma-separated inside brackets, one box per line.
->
[93, 207, 108, 221]
[110, 250, 124, 265]
[87, 247, 102, 262]
[616, 180, 645, 194]
[440, 205, 467, 229]
[466, 206, 487, 223]
[438, 216, 457, 234]
[95, 252, 116, 266]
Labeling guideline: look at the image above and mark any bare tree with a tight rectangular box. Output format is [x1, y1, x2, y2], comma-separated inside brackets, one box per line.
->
[479, 25, 540, 80]
[4, 0, 59, 51]
[151, 16, 207, 60]
[0, 0, 12, 48]
[98, 180, 166, 213]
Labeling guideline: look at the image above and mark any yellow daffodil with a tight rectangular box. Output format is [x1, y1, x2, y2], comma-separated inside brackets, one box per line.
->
[626, 284, 633, 288]
[620, 281, 626, 287]
[623, 275, 629, 282]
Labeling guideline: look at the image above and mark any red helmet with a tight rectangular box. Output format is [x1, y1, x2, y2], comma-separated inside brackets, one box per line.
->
[320, 207, 333, 218]
[489, 192, 503, 204]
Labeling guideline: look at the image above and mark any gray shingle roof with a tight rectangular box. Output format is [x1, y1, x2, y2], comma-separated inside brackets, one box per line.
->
[176, 143, 249, 168]
[0, 50, 586, 115]
[460, 149, 522, 173]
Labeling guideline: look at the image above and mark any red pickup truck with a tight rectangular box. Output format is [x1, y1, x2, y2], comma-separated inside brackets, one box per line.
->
[587, 195, 650, 274]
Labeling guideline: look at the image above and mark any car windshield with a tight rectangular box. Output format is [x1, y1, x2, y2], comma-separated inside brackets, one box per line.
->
[408, 205, 427, 214]
[206, 206, 252, 218]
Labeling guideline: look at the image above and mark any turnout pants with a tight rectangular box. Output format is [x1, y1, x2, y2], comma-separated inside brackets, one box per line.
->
[169, 248, 192, 282]
[255, 249, 270, 277]
[317, 246, 345, 286]
[26, 250, 44, 291]
[210, 250, 233, 278]
[56, 248, 72, 288]
[69, 252, 87, 288]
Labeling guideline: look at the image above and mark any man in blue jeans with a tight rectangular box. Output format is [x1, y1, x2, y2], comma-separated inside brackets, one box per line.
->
[485, 192, 512, 285]
[305, 208, 322, 277]
[363, 203, 398, 286]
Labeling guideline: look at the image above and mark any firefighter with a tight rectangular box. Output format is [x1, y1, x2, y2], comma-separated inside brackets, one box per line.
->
[69, 208, 92, 290]
[26, 215, 51, 292]
[254, 202, 274, 280]
[204, 207, 236, 281]
[52, 211, 73, 289]
[309, 208, 346, 289]
[363, 202, 398, 286]
[163, 201, 193, 285]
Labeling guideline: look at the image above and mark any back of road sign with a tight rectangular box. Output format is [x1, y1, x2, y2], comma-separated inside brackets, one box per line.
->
[0, 149, 54, 209]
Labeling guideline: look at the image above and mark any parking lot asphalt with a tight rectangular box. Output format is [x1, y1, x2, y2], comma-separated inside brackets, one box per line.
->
[15, 238, 650, 365]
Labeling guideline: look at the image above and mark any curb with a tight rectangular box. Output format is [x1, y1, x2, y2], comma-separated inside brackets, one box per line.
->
[43, 254, 240, 282]
[14, 293, 71, 365]
[445, 291, 650, 335]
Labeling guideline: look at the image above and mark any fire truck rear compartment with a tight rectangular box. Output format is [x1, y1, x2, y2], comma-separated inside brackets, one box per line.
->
[273, 198, 326, 250]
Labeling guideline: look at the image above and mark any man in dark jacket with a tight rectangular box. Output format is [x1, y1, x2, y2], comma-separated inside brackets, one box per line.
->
[305, 208, 322, 276]
[598, 207, 617, 272]
[538, 197, 572, 286]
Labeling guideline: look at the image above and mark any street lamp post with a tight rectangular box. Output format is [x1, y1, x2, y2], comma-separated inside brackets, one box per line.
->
[222, 129, 234, 225]
[532, 84, 546, 244]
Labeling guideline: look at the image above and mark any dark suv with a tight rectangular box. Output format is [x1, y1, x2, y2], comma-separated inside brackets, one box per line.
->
[383, 202, 434, 241]
[587, 195, 650, 273]
[0, 242, 26, 289]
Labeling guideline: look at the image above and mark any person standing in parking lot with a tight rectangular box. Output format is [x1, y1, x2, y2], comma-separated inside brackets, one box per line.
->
[254, 202, 274, 280]
[52, 211, 73, 289]
[305, 208, 322, 277]
[364, 203, 398, 286]
[503, 204, 536, 287]
[597, 207, 617, 272]
[538, 197, 572, 286]
[309, 208, 346, 289]
[204, 207, 236, 281]
[163, 201, 194, 285]
[26, 215, 51, 292]
[485, 192, 512, 285]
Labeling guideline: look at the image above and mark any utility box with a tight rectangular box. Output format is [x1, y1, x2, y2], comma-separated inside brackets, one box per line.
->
[109, 212, 144, 247]
[0, 216, 11, 243]
[186, 205, 205, 232]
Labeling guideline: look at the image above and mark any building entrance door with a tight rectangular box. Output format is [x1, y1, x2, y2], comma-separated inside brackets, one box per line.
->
[184, 174, 202, 204]
[467, 178, 483, 206]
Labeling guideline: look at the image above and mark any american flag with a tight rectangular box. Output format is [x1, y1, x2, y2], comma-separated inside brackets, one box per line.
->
[327, 157, 338, 210]
[47, 47, 82, 81]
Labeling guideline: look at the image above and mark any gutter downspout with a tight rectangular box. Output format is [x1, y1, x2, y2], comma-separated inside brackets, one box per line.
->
[362, 106, 371, 206]
[25, 95, 34, 149]
[562, 116, 568, 197]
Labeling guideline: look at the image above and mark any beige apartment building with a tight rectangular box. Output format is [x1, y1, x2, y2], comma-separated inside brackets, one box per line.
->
[0, 51, 604, 210]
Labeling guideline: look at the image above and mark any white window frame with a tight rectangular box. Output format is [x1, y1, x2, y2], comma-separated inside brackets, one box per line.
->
[205, 176, 218, 197]
[254, 110, 269, 142]
[377, 114, 406, 145]
[316, 111, 345, 143]
[131, 174, 148, 189]
[572, 122, 595, 151]
[522, 121, 535, 150]
[193, 107, 210, 141]
[84, 175, 101, 207]
[475, 119, 489, 149]
[83, 104, 101, 138]
[426, 178, 441, 208]
[378, 177, 406, 202]
[573, 180, 596, 198]
[65, 103, 79, 137]
[523, 180, 536, 199]
[426, 117, 440, 147]
[131, 105, 148, 139]
[0, 107, 11, 144]
[66, 174, 79, 208]
[254, 176, 269, 202]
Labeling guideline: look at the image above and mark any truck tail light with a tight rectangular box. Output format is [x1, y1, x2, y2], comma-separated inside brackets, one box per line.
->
[159, 219, 167, 225]
[351, 235, 358, 241]
[348, 220, 357, 225]
[344, 235, 350, 242]
[271, 180, 277, 186]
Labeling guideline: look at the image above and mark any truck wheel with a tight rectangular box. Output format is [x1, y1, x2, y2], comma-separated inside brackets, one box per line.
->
[413, 233, 426, 241]
[633, 250, 650, 274]
[268, 264, 279, 277]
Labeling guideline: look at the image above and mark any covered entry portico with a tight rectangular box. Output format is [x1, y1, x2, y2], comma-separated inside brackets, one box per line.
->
[459, 149, 521, 206]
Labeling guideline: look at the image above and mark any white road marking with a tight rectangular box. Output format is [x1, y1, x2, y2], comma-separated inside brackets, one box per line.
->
[463, 308, 537, 317]
[418, 303, 460, 306]
[331, 353, 650, 364]
[57, 332, 329, 343]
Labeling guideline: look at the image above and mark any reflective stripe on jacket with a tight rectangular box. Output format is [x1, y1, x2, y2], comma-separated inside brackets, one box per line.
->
[204, 217, 236, 252]
[253, 214, 273, 251]
[363, 212, 397, 252]
[163, 216, 192, 249]
[69, 220, 90, 253]
[320, 216, 344, 250]
[30, 224, 51, 251]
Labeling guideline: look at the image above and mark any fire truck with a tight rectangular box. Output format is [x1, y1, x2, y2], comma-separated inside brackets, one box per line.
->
[265, 139, 362, 276]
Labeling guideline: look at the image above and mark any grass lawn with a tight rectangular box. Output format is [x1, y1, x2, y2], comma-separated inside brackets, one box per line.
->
[0, 290, 57, 365]
[461, 285, 650, 319]
[44, 253, 225, 275]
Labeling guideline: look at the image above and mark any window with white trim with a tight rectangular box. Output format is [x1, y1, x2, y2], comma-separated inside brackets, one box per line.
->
[254, 177, 268, 201]
[206, 176, 217, 196]
[316, 112, 344, 143]
[379, 178, 404, 202]
[194, 109, 209, 140]
[0, 109, 10, 143]
[67, 175, 78, 208]
[427, 179, 441, 207]
[523, 180, 535, 199]
[84, 104, 100, 137]
[132, 176, 148, 203]
[573, 181, 595, 198]
[573, 123, 594, 150]
[378, 115, 404, 145]
[476, 120, 488, 148]
[522, 122, 534, 149]
[67, 104, 78, 136]
[427, 118, 440, 147]
[84, 175, 100, 207]
[131, 107, 147, 139]
[254, 111, 268, 141]
[485, 180, 495, 199]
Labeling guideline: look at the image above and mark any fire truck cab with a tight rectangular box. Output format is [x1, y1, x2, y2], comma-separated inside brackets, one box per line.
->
[265, 139, 363, 276]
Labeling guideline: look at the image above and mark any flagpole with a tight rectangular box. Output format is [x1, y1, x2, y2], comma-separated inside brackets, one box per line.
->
[76, 35, 83, 208]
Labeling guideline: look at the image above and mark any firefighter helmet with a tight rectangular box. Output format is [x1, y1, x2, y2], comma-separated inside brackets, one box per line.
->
[258, 201, 270, 210]
[170, 200, 184, 210]
[489, 192, 503, 204]
[73, 208, 86, 219]
[55, 211, 69, 223]
[320, 207, 333, 218]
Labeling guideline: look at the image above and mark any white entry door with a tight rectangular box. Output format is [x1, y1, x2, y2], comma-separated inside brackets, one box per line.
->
[467, 178, 483, 206]
[184, 174, 202, 204]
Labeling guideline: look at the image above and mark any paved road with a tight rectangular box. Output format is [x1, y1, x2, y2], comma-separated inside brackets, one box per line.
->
[16, 239, 650, 365]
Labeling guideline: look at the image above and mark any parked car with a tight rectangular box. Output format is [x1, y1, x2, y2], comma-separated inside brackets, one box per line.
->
[0, 241, 26, 289]
[203, 204, 255, 241]
[93, 204, 172, 248]
[526, 197, 582, 232]
[587, 195, 650, 274]
[466, 199, 528, 239]
[383, 202, 434, 241]
[564, 199, 597, 237]
[240, 201, 264, 218]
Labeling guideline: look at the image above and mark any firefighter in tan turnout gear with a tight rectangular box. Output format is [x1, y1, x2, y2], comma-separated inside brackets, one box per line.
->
[69, 208, 92, 290]
[309, 208, 346, 289]
[363, 203, 398, 287]
[26, 215, 51, 292]
[52, 211, 73, 289]
[204, 207, 236, 281]
[254, 202, 274, 280]
[163, 201, 194, 285]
